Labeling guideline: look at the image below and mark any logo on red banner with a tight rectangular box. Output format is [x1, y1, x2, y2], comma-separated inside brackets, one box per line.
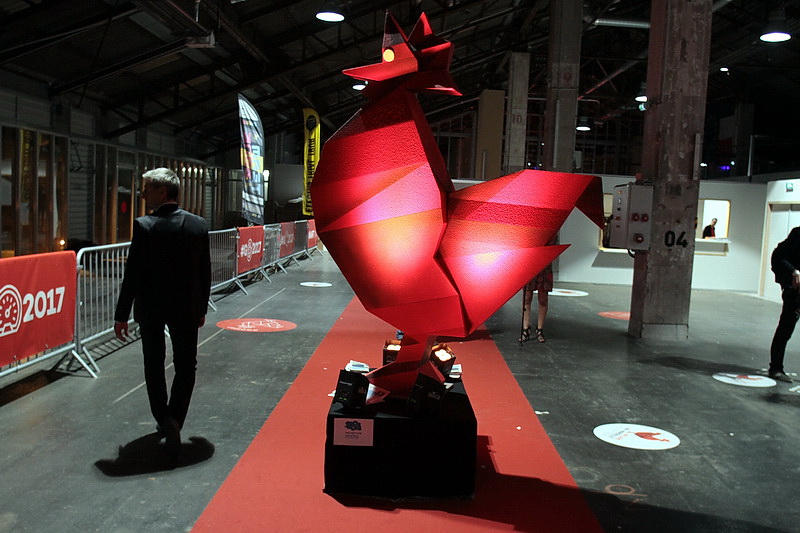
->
[237, 226, 265, 274]
[0, 251, 77, 366]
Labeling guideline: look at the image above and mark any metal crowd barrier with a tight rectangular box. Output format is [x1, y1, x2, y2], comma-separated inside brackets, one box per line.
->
[0, 338, 78, 379]
[63, 242, 132, 377]
[210, 228, 238, 292]
[263, 224, 284, 274]
[207, 228, 239, 310]
[1, 220, 320, 380]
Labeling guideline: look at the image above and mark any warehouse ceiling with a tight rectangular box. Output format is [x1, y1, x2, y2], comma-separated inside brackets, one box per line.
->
[0, 0, 799, 165]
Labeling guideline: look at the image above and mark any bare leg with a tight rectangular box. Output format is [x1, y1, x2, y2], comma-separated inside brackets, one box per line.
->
[536, 290, 548, 342]
[519, 287, 533, 344]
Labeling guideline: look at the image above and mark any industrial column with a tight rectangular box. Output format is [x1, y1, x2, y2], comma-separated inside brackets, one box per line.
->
[543, 0, 582, 173]
[503, 52, 530, 174]
[628, 0, 713, 339]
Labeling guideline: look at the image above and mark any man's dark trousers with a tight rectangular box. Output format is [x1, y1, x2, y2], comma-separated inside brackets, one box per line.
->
[140, 317, 199, 428]
[770, 287, 800, 374]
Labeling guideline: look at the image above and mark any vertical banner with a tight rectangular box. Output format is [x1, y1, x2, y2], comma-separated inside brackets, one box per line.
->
[302, 108, 320, 216]
[238, 94, 266, 225]
[237, 225, 265, 275]
[0, 251, 76, 366]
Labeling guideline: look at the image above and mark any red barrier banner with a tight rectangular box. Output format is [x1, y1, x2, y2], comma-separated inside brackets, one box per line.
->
[308, 219, 318, 249]
[0, 251, 77, 366]
[237, 226, 265, 275]
[279, 222, 295, 258]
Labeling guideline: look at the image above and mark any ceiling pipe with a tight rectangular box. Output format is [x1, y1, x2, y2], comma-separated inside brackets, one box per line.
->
[590, 0, 733, 30]
[579, 51, 647, 100]
[592, 18, 650, 29]
[581, 0, 735, 99]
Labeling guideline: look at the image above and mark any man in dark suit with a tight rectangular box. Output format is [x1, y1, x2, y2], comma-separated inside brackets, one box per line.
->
[114, 168, 211, 457]
[769, 226, 800, 383]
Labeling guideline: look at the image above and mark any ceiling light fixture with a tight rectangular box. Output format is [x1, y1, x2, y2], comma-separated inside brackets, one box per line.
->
[634, 82, 647, 103]
[760, 7, 791, 42]
[576, 117, 591, 132]
[352, 82, 367, 91]
[316, 1, 344, 23]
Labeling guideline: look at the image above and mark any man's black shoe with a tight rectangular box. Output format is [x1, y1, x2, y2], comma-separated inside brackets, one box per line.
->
[162, 416, 182, 459]
[769, 370, 793, 383]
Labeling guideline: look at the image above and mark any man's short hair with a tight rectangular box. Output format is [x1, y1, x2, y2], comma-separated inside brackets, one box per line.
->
[142, 168, 181, 200]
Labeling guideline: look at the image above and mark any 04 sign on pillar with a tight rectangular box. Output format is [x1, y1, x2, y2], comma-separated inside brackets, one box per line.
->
[663, 229, 689, 248]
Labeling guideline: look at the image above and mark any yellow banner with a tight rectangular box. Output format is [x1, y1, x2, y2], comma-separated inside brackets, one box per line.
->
[302, 108, 320, 216]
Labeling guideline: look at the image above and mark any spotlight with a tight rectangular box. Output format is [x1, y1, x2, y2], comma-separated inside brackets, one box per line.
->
[428, 343, 456, 376]
[760, 7, 791, 42]
[383, 339, 402, 365]
[316, 1, 344, 23]
[635, 82, 647, 103]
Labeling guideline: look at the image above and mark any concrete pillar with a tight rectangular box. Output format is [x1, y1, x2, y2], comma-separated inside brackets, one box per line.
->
[503, 52, 530, 174]
[543, 0, 582, 173]
[475, 89, 505, 180]
[629, 0, 713, 339]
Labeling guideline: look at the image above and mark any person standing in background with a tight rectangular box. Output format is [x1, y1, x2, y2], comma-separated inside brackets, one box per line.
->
[702, 218, 717, 238]
[519, 256, 554, 345]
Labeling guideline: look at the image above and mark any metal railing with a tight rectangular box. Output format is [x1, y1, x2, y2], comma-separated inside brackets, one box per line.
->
[209, 228, 239, 303]
[68, 242, 132, 377]
[0, 221, 321, 380]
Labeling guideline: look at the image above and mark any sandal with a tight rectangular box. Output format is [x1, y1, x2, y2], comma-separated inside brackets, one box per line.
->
[535, 328, 546, 343]
[518, 327, 531, 345]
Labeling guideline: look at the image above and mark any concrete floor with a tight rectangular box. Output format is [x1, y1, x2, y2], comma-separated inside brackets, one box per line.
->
[0, 252, 796, 532]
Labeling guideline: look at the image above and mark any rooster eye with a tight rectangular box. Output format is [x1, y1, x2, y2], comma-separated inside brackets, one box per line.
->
[382, 48, 395, 62]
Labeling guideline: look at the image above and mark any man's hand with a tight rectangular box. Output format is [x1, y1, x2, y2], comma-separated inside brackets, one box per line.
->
[198, 316, 206, 328]
[114, 321, 129, 341]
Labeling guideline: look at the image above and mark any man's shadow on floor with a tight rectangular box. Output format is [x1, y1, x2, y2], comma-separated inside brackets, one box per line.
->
[95, 433, 215, 477]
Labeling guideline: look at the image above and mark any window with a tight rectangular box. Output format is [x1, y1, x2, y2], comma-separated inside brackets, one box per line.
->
[696, 199, 730, 239]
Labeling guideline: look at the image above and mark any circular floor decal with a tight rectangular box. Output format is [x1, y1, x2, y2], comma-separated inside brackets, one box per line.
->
[550, 288, 589, 297]
[712, 373, 776, 387]
[300, 281, 332, 287]
[593, 423, 680, 450]
[217, 318, 297, 332]
[598, 311, 630, 320]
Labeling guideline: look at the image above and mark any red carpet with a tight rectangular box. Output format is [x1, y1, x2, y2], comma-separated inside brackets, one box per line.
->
[193, 297, 602, 532]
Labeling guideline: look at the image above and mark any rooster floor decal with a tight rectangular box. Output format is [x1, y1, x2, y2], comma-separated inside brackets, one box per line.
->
[311, 12, 603, 396]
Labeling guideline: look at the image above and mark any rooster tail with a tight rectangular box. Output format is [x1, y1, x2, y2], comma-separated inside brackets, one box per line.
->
[576, 175, 606, 228]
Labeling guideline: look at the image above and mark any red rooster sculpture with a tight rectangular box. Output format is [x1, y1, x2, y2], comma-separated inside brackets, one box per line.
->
[311, 12, 603, 395]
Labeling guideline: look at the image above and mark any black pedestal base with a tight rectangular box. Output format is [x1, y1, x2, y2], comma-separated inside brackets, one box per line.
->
[324, 381, 477, 499]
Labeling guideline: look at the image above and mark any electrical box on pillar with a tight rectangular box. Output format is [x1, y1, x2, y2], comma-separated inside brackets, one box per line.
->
[608, 183, 653, 251]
